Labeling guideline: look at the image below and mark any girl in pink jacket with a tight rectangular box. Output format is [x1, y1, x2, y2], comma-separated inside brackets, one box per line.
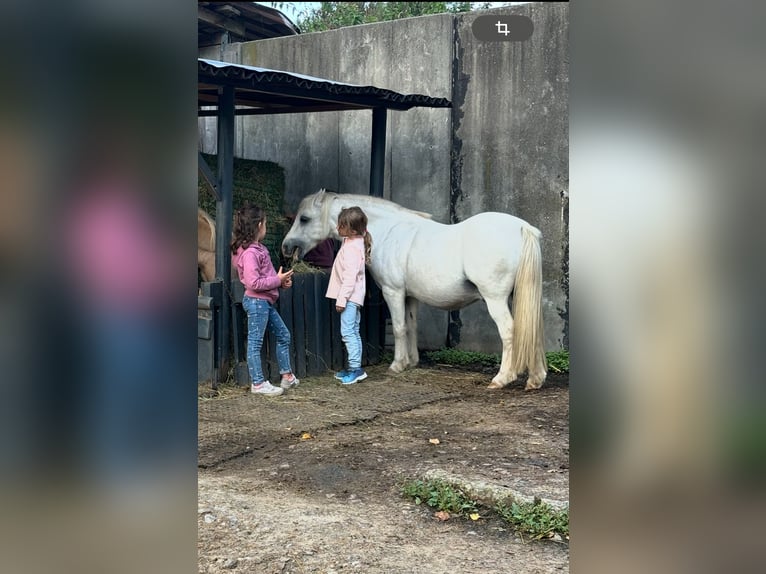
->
[231, 204, 299, 396]
[326, 207, 372, 385]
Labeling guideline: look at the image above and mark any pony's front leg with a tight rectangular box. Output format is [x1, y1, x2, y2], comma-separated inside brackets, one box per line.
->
[382, 287, 408, 373]
[485, 298, 517, 389]
[405, 297, 420, 368]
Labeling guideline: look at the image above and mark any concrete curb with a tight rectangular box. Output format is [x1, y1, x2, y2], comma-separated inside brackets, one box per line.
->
[424, 469, 569, 512]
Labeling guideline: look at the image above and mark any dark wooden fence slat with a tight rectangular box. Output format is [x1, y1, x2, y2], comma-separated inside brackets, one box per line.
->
[365, 280, 384, 365]
[278, 286, 296, 375]
[330, 299, 343, 370]
[292, 275, 307, 378]
[266, 326, 278, 382]
[220, 271, 385, 382]
[304, 274, 320, 374]
[310, 273, 329, 375]
[316, 282, 332, 374]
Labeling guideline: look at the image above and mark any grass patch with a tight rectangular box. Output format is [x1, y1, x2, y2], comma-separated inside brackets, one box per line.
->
[401, 479, 478, 517]
[495, 499, 569, 541]
[401, 478, 568, 541]
[423, 348, 569, 374]
[198, 153, 288, 269]
[425, 348, 501, 368]
[545, 350, 570, 373]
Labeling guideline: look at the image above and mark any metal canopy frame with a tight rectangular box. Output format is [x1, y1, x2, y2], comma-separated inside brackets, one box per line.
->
[198, 58, 451, 384]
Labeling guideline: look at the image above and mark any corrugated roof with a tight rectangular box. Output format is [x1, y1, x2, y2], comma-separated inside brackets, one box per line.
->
[198, 3, 299, 46]
[198, 58, 451, 115]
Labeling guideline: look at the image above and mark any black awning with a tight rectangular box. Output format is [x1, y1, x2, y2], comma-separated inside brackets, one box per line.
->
[198, 59, 451, 116]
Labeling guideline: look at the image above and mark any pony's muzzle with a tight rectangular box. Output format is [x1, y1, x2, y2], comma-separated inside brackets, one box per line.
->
[281, 240, 302, 260]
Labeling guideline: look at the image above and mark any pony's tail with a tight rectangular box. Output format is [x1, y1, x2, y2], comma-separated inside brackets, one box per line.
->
[511, 225, 547, 389]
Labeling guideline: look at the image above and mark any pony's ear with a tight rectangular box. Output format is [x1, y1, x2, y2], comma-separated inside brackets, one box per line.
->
[313, 189, 326, 207]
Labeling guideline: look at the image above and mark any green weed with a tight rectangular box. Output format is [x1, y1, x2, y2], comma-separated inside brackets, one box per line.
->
[400, 479, 478, 516]
[495, 499, 569, 540]
[544, 350, 569, 373]
[423, 348, 569, 373]
[401, 478, 569, 542]
[424, 348, 501, 367]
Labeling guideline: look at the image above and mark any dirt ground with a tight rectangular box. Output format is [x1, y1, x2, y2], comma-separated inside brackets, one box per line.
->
[198, 362, 569, 574]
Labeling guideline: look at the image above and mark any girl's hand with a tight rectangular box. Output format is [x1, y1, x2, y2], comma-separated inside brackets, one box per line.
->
[336, 305, 344, 313]
[277, 266, 294, 281]
[281, 277, 293, 289]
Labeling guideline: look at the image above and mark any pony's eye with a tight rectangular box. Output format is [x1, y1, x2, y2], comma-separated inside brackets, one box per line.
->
[299, 216, 310, 224]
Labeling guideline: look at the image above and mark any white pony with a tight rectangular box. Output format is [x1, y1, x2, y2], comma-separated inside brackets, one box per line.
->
[282, 189, 547, 390]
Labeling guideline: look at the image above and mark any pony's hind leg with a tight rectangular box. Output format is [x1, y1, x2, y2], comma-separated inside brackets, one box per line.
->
[405, 297, 420, 368]
[382, 287, 409, 373]
[524, 362, 547, 390]
[484, 297, 517, 389]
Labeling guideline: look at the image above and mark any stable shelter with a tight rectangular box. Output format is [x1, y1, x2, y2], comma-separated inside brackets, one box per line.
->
[198, 57, 451, 386]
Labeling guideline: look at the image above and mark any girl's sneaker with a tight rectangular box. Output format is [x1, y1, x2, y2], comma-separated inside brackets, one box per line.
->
[334, 369, 350, 380]
[280, 373, 300, 389]
[251, 381, 284, 396]
[340, 368, 368, 385]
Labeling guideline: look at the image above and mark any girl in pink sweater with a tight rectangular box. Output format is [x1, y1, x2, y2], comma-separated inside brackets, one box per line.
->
[231, 204, 299, 396]
[326, 207, 372, 385]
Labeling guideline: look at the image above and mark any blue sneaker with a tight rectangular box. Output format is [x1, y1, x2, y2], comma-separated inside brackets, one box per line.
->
[334, 369, 350, 380]
[340, 368, 368, 385]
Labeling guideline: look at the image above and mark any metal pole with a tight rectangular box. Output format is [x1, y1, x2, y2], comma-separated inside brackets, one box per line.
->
[215, 85, 235, 383]
[369, 107, 387, 197]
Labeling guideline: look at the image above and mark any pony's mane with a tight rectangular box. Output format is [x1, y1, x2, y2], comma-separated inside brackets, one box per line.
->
[315, 188, 433, 222]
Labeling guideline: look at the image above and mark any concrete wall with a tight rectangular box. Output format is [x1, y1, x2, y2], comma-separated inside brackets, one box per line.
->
[450, 3, 569, 352]
[199, 3, 569, 352]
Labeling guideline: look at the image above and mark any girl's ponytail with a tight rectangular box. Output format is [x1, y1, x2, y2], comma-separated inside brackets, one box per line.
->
[363, 230, 372, 265]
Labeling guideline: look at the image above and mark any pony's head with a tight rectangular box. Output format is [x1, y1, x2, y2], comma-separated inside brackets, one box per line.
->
[282, 189, 337, 260]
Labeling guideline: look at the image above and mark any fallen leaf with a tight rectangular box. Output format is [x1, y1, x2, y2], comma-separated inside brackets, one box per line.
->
[301, 432, 313, 440]
[469, 513, 480, 521]
[434, 511, 450, 521]
[429, 438, 440, 445]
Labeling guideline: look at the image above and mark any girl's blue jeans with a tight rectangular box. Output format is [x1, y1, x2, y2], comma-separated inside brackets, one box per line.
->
[340, 302, 362, 369]
[241, 296, 293, 383]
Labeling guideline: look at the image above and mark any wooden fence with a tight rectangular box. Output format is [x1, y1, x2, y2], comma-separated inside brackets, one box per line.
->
[231, 270, 386, 383]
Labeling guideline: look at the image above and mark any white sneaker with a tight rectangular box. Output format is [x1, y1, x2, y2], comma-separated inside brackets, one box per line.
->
[280, 374, 300, 390]
[251, 381, 284, 396]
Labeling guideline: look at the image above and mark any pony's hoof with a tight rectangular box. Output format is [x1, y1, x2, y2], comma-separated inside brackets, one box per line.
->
[389, 362, 406, 374]
[487, 381, 504, 389]
[524, 378, 544, 390]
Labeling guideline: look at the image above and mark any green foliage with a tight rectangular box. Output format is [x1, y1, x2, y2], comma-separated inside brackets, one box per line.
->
[425, 348, 501, 368]
[495, 500, 569, 540]
[401, 478, 569, 541]
[401, 479, 478, 516]
[198, 153, 288, 268]
[273, 2, 493, 33]
[424, 348, 570, 374]
[545, 350, 569, 373]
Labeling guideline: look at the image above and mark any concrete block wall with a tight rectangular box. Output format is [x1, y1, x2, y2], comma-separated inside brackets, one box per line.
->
[450, 4, 569, 352]
[199, 3, 569, 353]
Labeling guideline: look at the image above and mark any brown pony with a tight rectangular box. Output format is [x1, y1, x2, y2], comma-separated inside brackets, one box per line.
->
[198, 208, 216, 282]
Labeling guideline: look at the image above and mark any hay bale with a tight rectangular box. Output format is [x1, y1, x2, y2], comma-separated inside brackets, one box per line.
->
[198, 153, 288, 268]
